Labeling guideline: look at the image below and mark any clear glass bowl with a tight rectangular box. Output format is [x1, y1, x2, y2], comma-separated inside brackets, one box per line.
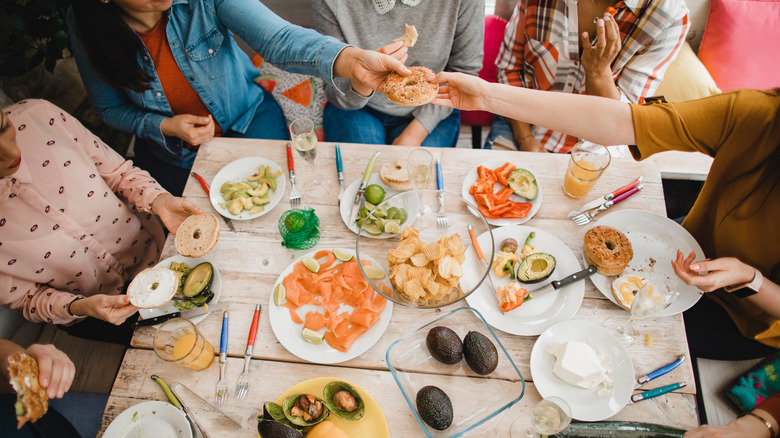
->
[386, 306, 526, 437]
[355, 189, 493, 308]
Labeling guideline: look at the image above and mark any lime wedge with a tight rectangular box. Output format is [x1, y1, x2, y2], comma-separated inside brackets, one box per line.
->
[364, 202, 376, 211]
[363, 265, 386, 280]
[363, 222, 383, 236]
[302, 257, 320, 273]
[383, 221, 401, 234]
[273, 283, 286, 306]
[302, 328, 325, 344]
[333, 249, 354, 262]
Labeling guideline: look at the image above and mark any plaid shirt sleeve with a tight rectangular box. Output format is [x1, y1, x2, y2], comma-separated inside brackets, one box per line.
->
[495, 1, 528, 87]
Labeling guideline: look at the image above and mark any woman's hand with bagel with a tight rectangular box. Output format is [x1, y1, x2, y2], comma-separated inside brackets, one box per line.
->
[430, 71, 490, 112]
[25, 344, 76, 399]
[151, 193, 203, 235]
[69, 295, 138, 326]
[335, 47, 412, 94]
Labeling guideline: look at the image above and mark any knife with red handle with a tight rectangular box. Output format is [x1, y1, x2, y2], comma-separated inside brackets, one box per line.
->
[566, 176, 643, 218]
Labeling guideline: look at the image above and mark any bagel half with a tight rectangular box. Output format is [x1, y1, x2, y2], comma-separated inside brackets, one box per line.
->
[175, 213, 220, 258]
[8, 353, 48, 429]
[385, 66, 438, 107]
[380, 160, 413, 191]
[128, 267, 179, 309]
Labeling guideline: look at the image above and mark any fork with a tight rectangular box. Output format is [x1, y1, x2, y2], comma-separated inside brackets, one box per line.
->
[435, 159, 449, 229]
[286, 143, 301, 208]
[235, 304, 261, 399]
[215, 310, 229, 405]
[572, 185, 643, 225]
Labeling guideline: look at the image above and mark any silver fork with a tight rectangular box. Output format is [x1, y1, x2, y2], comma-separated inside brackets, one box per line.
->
[435, 159, 449, 228]
[572, 185, 643, 225]
[235, 304, 261, 399]
[215, 310, 229, 405]
[286, 143, 301, 208]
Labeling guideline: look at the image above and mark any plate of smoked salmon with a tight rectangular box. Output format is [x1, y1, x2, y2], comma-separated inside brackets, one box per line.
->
[268, 248, 393, 364]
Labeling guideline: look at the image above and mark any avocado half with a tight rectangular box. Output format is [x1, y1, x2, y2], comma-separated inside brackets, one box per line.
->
[182, 262, 213, 297]
[323, 381, 365, 421]
[282, 394, 329, 427]
[507, 168, 538, 200]
[516, 253, 556, 284]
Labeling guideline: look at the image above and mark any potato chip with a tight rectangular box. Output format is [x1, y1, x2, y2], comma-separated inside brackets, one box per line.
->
[404, 278, 426, 299]
[423, 241, 443, 260]
[409, 266, 432, 286]
[410, 252, 429, 267]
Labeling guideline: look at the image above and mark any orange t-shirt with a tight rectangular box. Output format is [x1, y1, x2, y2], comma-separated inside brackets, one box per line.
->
[137, 17, 222, 147]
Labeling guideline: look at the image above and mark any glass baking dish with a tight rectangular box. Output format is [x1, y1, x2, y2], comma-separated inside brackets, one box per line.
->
[386, 306, 525, 437]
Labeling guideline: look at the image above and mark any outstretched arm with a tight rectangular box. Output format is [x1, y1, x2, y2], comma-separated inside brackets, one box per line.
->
[431, 71, 636, 146]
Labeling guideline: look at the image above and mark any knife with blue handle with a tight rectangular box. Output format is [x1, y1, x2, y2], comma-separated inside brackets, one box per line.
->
[635, 354, 686, 388]
[436, 159, 444, 190]
[631, 381, 687, 403]
[336, 144, 344, 206]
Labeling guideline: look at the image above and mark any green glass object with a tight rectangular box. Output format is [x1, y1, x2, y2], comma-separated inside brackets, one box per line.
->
[279, 208, 320, 250]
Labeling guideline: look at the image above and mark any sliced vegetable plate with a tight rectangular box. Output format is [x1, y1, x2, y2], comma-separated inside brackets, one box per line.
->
[463, 225, 583, 336]
[209, 156, 286, 221]
[460, 159, 543, 226]
[139, 255, 222, 327]
[268, 249, 393, 364]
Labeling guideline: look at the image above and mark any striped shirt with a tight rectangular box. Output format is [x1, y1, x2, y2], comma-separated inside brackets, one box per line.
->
[496, 0, 689, 153]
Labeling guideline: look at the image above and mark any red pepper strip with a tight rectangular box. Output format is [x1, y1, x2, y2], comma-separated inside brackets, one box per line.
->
[191, 172, 210, 195]
[478, 205, 501, 219]
[498, 286, 529, 312]
[489, 202, 514, 217]
[606, 6, 618, 15]
[495, 187, 515, 203]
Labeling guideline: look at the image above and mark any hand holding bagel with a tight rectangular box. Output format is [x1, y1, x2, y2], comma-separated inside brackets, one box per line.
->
[151, 193, 203, 235]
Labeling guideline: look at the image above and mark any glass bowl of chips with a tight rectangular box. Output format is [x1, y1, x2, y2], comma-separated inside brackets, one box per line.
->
[355, 189, 493, 308]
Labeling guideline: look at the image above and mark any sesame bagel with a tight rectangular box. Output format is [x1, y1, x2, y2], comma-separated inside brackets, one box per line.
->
[385, 66, 438, 107]
[583, 225, 633, 276]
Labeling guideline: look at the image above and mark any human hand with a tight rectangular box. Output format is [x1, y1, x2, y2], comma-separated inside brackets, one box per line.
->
[25, 344, 75, 399]
[336, 47, 411, 93]
[160, 114, 216, 146]
[671, 251, 756, 293]
[151, 193, 204, 234]
[376, 40, 409, 63]
[392, 119, 427, 146]
[69, 295, 138, 325]
[516, 134, 545, 152]
[684, 413, 774, 438]
[581, 14, 622, 79]
[430, 71, 488, 111]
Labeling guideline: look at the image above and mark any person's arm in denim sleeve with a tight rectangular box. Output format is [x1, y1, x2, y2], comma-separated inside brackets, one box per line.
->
[67, 8, 170, 149]
[215, 0, 348, 93]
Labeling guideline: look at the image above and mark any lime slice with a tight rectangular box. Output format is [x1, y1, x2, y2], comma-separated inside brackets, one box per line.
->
[302, 257, 320, 273]
[383, 221, 401, 234]
[333, 248, 354, 262]
[363, 265, 386, 279]
[273, 283, 286, 306]
[363, 222, 383, 236]
[364, 202, 376, 211]
[302, 328, 324, 344]
[396, 207, 409, 225]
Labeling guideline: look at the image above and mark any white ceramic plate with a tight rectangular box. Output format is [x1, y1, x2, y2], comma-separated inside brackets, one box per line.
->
[103, 401, 192, 438]
[339, 174, 419, 238]
[463, 226, 585, 336]
[268, 248, 393, 364]
[209, 157, 286, 221]
[587, 209, 704, 316]
[460, 159, 543, 226]
[138, 255, 222, 327]
[530, 320, 634, 421]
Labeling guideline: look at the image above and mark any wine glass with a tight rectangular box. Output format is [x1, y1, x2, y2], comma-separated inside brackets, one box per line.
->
[510, 396, 572, 437]
[289, 118, 324, 202]
[607, 277, 678, 346]
[407, 148, 433, 215]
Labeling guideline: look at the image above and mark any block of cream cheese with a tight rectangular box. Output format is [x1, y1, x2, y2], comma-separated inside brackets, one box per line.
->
[548, 341, 611, 389]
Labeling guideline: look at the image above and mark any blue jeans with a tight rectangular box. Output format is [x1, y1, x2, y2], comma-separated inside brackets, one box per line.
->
[483, 115, 518, 150]
[323, 104, 460, 148]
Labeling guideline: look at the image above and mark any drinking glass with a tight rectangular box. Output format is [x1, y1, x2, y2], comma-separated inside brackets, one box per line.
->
[407, 148, 433, 215]
[510, 396, 572, 437]
[562, 140, 611, 198]
[607, 277, 678, 346]
[289, 118, 324, 201]
[153, 318, 215, 371]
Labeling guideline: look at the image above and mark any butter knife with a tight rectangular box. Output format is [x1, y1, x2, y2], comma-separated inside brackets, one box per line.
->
[566, 176, 643, 218]
[152, 375, 206, 438]
[335, 144, 344, 206]
[348, 152, 380, 229]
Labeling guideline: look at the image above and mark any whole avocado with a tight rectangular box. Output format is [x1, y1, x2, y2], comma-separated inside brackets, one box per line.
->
[416, 386, 453, 430]
[426, 326, 463, 364]
[463, 331, 499, 375]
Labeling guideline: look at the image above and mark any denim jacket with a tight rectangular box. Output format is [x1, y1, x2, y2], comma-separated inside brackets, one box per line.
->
[68, 0, 347, 168]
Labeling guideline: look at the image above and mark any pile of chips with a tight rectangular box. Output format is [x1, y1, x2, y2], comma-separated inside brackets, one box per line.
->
[387, 227, 466, 303]
[278, 208, 320, 250]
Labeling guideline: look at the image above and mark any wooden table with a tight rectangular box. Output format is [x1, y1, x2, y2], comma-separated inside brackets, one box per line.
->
[100, 139, 699, 437]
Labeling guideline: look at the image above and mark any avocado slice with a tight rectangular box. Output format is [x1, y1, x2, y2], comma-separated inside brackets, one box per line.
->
[258, 177, 277, 191]
[516, 252, 556, 284]
[182, 262, 213, 297]
[507, 168, 538, 200]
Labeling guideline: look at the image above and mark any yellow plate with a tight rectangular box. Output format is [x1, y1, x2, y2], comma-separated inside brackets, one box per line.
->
[274, 377, 389, 438]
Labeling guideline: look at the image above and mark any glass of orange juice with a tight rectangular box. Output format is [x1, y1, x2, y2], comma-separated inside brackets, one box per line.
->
[153, 318, 215, 371]
[562, 141, 611, 198]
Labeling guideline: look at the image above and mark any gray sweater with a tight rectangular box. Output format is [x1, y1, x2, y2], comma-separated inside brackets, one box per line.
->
[312, 0, 484, 134]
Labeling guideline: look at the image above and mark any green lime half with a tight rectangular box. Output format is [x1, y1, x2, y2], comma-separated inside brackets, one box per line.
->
[383, 221, 401, 234]
[302, 257, 320, 273]
[363, 222, 383, 236]
[273, 283, 286, 306]
[333, 249, 354, 262]
[363, 265, 386, 279]
[364, 184, 386, 205]
[302, 328, 325, 344]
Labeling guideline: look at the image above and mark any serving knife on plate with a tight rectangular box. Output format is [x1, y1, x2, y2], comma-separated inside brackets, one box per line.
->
[525, 266, 598, 300]
[134, 301, 233, 328]
[566, 177, 643, 218]
[348, 152, 380, 229]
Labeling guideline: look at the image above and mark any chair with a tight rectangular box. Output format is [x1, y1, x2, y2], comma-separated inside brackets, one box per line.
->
[460, 14, 509, 149]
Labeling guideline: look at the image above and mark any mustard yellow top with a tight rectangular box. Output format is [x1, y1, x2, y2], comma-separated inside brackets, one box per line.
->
[630, 89, 780, 347]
